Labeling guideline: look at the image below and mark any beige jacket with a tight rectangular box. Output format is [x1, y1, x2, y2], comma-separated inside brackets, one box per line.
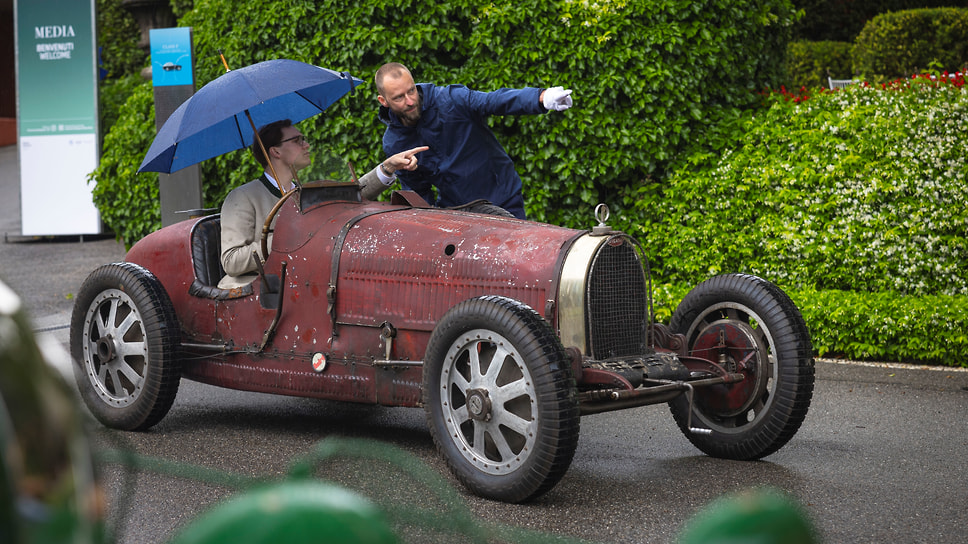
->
[217, 167, 388, 289]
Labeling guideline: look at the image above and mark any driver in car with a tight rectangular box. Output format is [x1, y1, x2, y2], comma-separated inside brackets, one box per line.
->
[218, 119, 427, 289]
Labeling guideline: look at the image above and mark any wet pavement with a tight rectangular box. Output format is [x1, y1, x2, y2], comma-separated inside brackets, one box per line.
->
[0, 143, 127, 366]
[2, 143, 967, 543]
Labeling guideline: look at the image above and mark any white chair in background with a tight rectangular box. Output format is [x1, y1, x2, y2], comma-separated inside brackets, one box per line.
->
[828, 77, 860, 89]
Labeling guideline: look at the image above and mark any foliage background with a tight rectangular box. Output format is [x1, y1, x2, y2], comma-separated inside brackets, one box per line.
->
[785, 6, 968, 90]
[95, 0, 145, 79]
[631, 78, 968, 365]
[626, 78, 968, 297]
[93, 0, 799, 244]
[785, 40, 854, 89]
[95, 0, 146, 136]
[92, 1, 967, 366]
[792, 0, 968, 42]
[851, 8, 968, 81]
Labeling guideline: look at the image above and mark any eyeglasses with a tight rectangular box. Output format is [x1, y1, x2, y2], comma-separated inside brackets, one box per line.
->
[277, 134, 309, 146]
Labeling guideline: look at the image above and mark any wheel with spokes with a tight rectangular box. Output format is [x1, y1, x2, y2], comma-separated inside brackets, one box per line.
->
[423, 296, 580, 503]
[70, 263, 182, 431]
[668, 274, 815, 460]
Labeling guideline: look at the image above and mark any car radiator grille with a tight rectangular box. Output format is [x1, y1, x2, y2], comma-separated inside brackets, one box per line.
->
[586, 236, 650, 360]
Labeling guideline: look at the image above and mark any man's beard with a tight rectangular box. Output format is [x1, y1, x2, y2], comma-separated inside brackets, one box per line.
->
[398, 95, 422, 126]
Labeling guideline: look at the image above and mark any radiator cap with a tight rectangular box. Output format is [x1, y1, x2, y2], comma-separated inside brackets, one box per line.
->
[591, 203, 613, 236]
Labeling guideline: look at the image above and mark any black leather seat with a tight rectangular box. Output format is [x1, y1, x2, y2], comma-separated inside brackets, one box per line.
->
[188, 215, 253, 300]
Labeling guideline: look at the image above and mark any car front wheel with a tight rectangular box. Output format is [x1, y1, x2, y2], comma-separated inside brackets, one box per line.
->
[668, 273, 815, 460]
[423, 295, 580, 503]
[70, 262, 182, 431]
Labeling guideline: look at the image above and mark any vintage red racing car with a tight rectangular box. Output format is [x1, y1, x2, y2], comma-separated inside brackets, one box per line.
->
[70, 185, 815, 503]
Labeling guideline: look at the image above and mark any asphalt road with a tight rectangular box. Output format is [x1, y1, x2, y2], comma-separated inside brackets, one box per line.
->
[2, 143, 967, 543]
[74, 361, 965, 544]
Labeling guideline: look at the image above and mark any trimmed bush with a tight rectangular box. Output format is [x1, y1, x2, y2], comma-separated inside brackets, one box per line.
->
[624, 77, 968, 297]
[93, 85, 163, 243]
[650, 283, 968, 366]
[852, 8, 968, 80]
[98, 73, 143, 137]
[793, 0, 968, 42]
[792, 288, 968, 365]
[786, 40, 854, 89]
[622, 77, 968, 366]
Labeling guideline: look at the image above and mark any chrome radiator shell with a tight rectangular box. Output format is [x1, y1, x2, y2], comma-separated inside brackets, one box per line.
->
[557, 233, 650, 359]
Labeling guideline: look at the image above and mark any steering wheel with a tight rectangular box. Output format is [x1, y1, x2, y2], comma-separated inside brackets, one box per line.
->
[259, 188, 298, 263]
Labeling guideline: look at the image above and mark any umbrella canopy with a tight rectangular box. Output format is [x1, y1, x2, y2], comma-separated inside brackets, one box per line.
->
[139, 59, 363, 174]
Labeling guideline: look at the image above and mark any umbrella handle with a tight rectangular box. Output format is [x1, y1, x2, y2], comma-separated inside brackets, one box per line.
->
[218, 49, 231, 72]
[245, 110, 283, 184]
[288, 164, 303, 189]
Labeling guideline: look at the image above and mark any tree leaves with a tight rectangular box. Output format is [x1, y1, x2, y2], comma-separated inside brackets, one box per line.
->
[92, 0, 797, 242]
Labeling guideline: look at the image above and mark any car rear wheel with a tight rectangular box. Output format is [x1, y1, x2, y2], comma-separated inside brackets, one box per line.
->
[70, 263, 182, 431]
[668, 274, 815, 460]
[423, 296, 580, 503]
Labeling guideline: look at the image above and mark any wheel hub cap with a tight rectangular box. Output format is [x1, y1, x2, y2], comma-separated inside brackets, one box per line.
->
[466, 389, 492, 421]
[95, 335, 117, 362]
[691, 320, 765, 415]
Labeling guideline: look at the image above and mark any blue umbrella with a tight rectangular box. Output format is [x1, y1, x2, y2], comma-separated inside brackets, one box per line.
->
[139, 59, 363, 174]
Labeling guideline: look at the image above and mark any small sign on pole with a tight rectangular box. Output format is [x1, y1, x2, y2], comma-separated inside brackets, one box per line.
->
[149, 27, 203, 227]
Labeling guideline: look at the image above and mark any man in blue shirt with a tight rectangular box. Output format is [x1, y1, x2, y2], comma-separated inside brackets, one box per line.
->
[375, 62, 573, 220]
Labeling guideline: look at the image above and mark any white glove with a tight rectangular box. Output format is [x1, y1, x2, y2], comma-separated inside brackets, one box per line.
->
[542, 86, 573, 111]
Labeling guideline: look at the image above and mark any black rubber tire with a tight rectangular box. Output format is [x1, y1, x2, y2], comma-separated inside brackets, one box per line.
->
[423, 295, 580, 503]
[459, 202, 516, 218]
[668, 274, 814, 460]
[70, 262, 182, 431]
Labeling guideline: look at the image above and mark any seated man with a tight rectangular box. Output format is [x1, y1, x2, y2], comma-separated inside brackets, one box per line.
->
[218, 119, 426, 289]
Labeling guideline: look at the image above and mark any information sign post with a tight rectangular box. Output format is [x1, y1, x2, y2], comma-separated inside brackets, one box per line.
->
[149, 27, 203, 227]
[15, 0, 101, 236]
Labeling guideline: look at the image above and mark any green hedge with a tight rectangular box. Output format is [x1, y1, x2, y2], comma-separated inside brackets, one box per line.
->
[91, 1, 968, 366]
[651, 283, 968, 366]
[852, 8, 968, 80]
[98, 73, 143, 138]
[793, 0, 968, 42]
[95, 0, 145, 80]
[623, 77, 968, 297]
[792, 288, 968, 365]
[91, 0, 798, 245]
[786, 40, 854, 89]
[622, 77, 967, 366]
